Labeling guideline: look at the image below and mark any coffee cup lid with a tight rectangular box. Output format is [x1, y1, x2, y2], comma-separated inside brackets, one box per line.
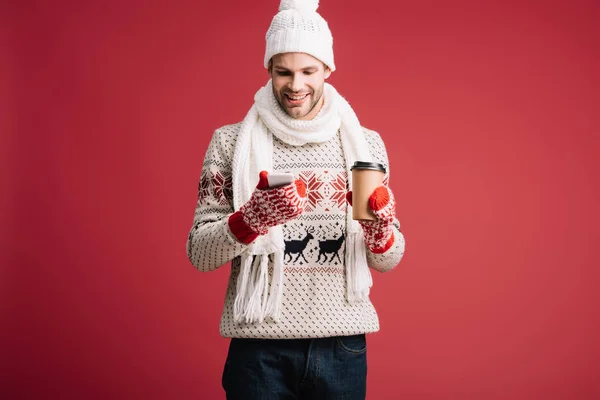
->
[350, 161, 386, 173]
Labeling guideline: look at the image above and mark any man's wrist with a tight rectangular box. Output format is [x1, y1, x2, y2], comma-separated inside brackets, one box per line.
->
[367, 231, 395, 254]
[228, 211, 260, 244]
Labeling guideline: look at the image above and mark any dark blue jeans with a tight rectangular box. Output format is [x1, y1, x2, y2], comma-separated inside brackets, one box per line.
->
[222, 335, 367, 400]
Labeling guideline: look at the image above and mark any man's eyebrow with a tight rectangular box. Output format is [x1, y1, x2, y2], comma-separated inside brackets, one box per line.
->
[273, 65, 319, 71]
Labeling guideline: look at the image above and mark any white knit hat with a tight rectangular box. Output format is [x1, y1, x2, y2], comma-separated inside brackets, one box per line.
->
[264, 0, 336, 71]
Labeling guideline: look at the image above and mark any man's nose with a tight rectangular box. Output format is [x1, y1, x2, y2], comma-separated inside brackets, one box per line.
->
[290, 73, 305, 92]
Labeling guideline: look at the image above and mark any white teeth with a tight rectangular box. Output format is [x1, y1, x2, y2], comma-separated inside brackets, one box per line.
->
[286, 94, 308, 100]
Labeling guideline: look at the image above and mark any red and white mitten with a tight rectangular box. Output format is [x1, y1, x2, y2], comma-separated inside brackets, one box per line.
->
[229, 171, 307, 244]
[346, 186, 396, 254]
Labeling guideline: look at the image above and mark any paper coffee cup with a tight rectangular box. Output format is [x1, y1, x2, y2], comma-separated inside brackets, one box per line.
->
[350, 161, 386, 221]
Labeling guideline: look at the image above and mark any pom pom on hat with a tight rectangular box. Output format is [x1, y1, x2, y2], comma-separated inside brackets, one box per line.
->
[279, 0, 319, 12]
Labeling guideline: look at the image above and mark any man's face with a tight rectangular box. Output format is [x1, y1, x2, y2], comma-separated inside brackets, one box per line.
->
[269, 53, 332, 120]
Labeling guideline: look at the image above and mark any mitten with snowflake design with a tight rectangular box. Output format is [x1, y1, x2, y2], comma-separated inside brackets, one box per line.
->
[228, 171, 307, 244]
[346, 185, 396, 253]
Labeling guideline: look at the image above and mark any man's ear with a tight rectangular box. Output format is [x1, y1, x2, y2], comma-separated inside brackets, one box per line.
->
[268, 59, 273, 77]
[324, 65, 332, 79]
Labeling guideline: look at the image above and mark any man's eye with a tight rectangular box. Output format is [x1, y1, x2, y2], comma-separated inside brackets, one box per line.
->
[304, 71, 315, 75]
[276, 71, 290, 76]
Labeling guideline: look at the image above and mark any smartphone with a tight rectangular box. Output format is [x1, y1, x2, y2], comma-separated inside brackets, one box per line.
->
[267, 172, 295, 188]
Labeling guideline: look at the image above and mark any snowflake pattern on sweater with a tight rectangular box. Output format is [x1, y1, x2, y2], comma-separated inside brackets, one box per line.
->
[186, 123, 405, 338]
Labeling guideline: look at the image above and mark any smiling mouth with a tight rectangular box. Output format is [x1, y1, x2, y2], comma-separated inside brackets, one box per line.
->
[284, 93, 310, 105]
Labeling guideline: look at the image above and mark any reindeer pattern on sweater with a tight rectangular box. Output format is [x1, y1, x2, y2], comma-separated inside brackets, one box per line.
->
[187, 123, 405, 339]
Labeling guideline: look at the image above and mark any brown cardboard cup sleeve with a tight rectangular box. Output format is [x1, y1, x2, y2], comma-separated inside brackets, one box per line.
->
[350, 161, 386, 221]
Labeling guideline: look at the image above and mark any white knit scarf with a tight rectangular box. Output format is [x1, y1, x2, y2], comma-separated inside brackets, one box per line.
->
[231, 79, 373, 324]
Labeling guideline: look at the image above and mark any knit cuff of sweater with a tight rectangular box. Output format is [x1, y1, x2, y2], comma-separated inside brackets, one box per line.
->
[228, 211, 259, 245]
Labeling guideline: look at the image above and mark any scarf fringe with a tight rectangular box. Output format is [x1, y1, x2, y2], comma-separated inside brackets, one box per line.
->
[233, 237, 285, 324]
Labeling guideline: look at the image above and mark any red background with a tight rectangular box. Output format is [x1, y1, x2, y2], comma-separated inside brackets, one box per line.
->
[2, 0, 599, 398]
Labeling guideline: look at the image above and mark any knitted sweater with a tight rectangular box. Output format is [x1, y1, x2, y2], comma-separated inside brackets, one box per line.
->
[187, 123, 405, 339]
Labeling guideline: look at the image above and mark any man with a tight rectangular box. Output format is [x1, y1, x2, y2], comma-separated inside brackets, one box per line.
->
[186, 1, 405, 398]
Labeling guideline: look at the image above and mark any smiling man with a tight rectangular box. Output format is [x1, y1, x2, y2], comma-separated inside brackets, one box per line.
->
[269, 53, 331, 120]
[186, 1, 405, 399]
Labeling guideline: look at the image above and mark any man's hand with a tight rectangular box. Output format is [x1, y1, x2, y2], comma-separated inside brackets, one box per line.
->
[229, 171, 307, 244]
[346, 185, 396, 253]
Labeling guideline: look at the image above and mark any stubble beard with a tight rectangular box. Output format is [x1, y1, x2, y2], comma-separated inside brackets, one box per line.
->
[274, 86, 324, 120]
